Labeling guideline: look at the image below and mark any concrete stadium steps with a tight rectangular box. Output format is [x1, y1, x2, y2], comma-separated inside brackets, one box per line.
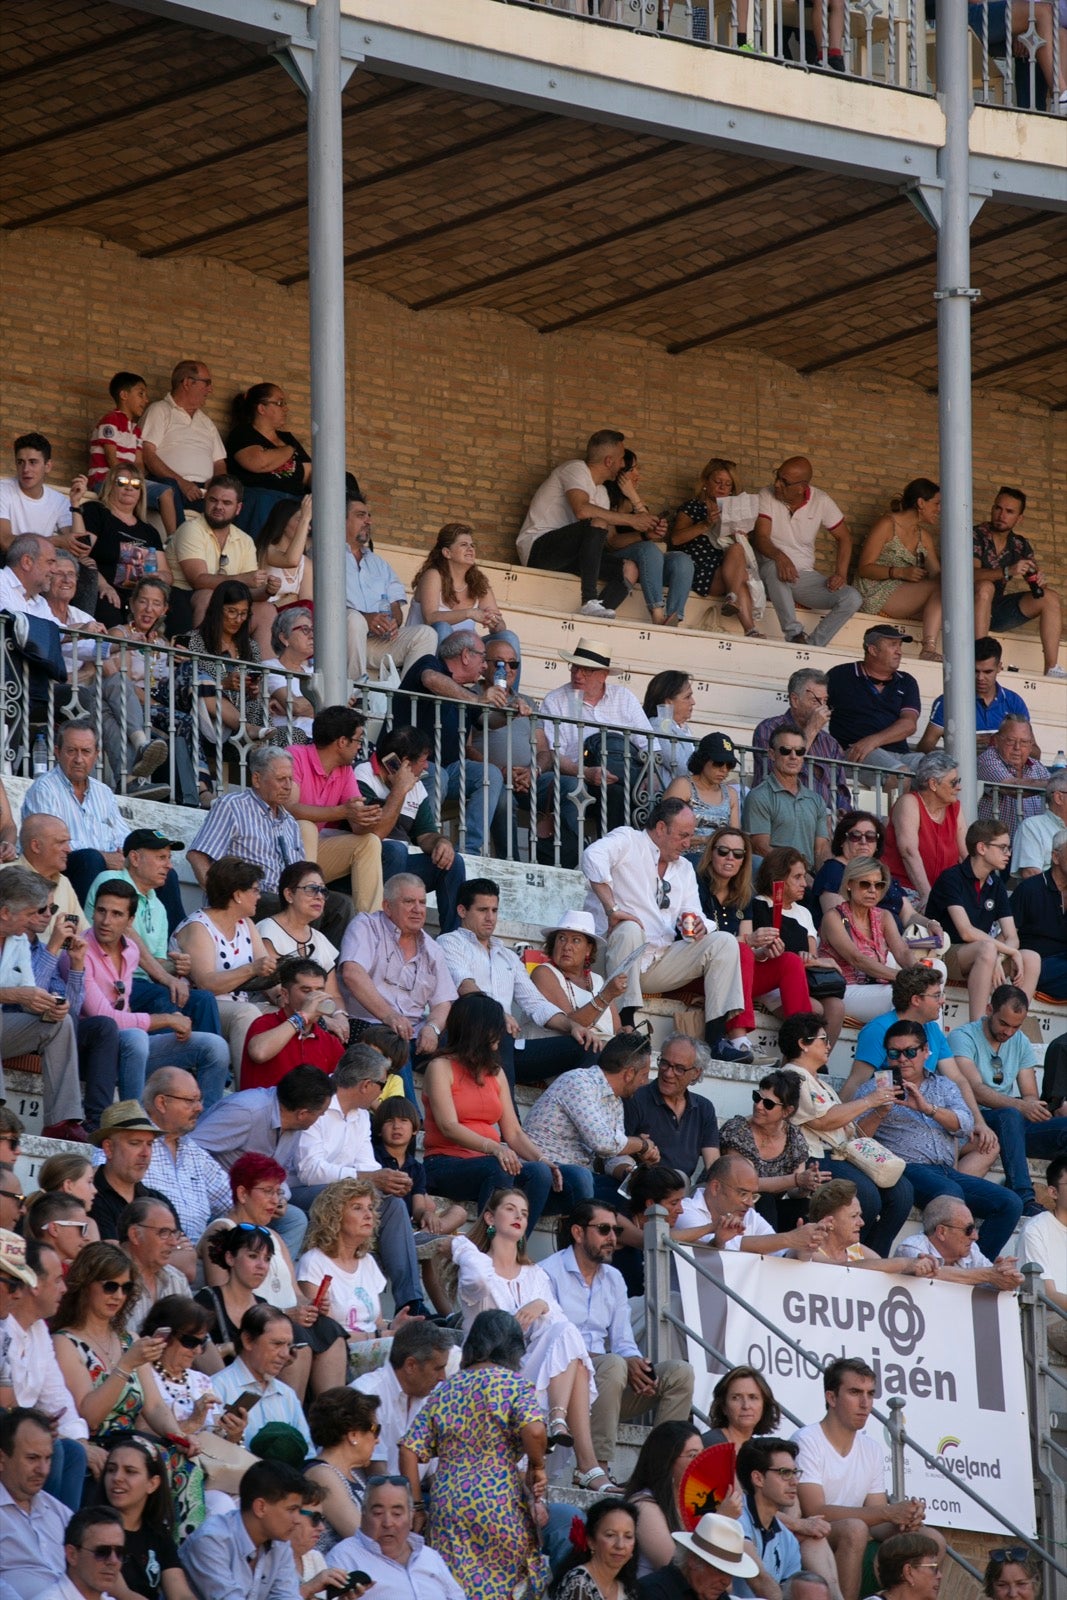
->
[379, 543, 1067, 755]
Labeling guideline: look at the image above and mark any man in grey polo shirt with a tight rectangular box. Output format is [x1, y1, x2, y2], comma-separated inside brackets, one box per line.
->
[741, 727, 830, 867]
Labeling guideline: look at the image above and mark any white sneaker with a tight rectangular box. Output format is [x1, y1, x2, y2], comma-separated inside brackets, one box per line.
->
[1046, 664, 1067, 679]
[579, 599, 616, 619]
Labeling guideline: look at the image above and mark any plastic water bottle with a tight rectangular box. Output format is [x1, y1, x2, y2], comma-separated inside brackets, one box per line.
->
[143, 547, 158, 575]
[493, 660, 509, 693]
[32, 733, 48, 775]
[1052, 750, 1066, 773]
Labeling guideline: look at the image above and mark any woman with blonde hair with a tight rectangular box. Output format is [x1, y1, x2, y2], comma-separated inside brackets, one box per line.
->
[410, 522, 505, 639]
[818, 855, 919, 1024]
[669, 457, 761, 634]
[296, 1179, 412, 1378]
[79, 461, 169, 626]
[795, 1179, 937, 1274]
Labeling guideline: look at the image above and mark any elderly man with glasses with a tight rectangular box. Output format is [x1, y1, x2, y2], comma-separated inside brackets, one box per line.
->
[543, 1200, 694, 1482]
[141, 1067, 233, 1243]
[892, 1195, 1023, 1289]
[624, 1032, 720, 1183]
[118, 1197, 195, 1336]
[331, 1473, 463, 1600]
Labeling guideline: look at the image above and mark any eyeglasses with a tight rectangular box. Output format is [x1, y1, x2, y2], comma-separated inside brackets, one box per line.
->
[290, 624, 314, 635]
[80, 1544, 125, 1561]
[113, 980, 126, 1012]
[886, 1046, 923, 1060]
[189, 376, 212, 386]
[752, 1092, 782, 1111]
[987, 841, 1012, 853]
[587, 1222, 621, 1236]
[659, 1058, 697, 1075]
[139, 1224, 179, 1241]
[845, 829, 879, 842]
[264, 398, 287, 407]
[765, 1466, 799, 1480]
[177, 1333, 209, 1350]
[299, 1509, 326, 1526]
[713, 846, 745, 860]
[910, 1563, 942, 1573]
[945, 1220, 978, 1236]
[99, 1280, 135, 1296]
[656, 877, 672, 910]
[161, 1092, 203, 1106]
[989, 1549, 1029, 1564]
[801, 1033, 830, 1047]
[297, 883, 327, 896]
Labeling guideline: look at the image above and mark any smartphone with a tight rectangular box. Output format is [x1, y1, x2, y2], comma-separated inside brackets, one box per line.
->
[323, 1575, 372, 1600]
[227, 1389, 262, 1416]
[874, 1069, 893, 1093]
[312, 1274, 333, 1311]
[152, 1327, 171, 1342]
[381, 753, 401, 776]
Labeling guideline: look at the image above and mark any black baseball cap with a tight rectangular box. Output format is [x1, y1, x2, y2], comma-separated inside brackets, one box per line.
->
[123, 828, 184, 854]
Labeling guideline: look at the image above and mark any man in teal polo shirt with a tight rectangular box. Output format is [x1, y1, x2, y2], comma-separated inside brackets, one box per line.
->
[84, 829, 220, 1036]
[741, 727, 830, 868]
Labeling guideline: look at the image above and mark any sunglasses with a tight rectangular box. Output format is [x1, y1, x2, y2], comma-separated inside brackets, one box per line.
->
[854, 879, 885, 891]
[656, 877, 672, 910]
[177, 1333, 209, 1350]
[115, 476, 143, 490]
[80, 1544, 125, 1561]
[99, 1280, 135, 1296]
[297, 884, 327, 895]
[587, 1223, 621, 1236]
[713, 846, 745, 860]
[945, 1219, 978, 1236]
[234, 1223, 274, 1238]
[0, 1191, 25, 1210]
[52, 1219, 89, 1235]
[113, 979, 126, 1012]
[776, 746, 806, 757]
[0, 1139, 21, 1153]
[299, 1509, 326, 1526]
[990, 1053, 1005, 1087]
[886, 1045, 923, 1060]
[752, 1091, 782, 1111]
[366, 1474, 409, 1489]
[845, 829, 879, 842]
[989, 1549, 1029, 1564]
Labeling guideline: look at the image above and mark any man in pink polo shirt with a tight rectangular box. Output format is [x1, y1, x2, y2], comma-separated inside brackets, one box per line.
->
[753, 455, 862, 647]
[285, 705, 384, 913]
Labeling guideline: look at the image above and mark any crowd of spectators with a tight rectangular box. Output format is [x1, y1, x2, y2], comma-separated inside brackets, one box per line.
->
[0, 389, 1065, 1600]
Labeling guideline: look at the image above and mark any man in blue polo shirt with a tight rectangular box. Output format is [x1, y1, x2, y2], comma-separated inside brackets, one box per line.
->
[916, 636, 1030, 754]
[1011, 830, 1067, 997]
[392, 631, 506, 856]
[624, 1032, 720, 1182]
[949, 984, 1067, 1217]
[926, 818, 1040, 1020]
[826, 625, 923, 776]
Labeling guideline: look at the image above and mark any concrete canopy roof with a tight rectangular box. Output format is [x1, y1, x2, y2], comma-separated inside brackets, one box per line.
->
[3, 0, 1064, 407]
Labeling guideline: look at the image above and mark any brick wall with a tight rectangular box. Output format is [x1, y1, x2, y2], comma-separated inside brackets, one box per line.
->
[1, 226, 1064, 590]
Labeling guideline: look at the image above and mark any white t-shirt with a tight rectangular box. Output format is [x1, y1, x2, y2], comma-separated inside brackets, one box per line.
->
[353, 759, 426, 824]
[1019, 1210, 1067, 1294]
[0, 479, 71, 538]
[676, 1192, 777, 1251]
[261, 657, 313, 738]
[756, 485, 845, 573]
[255, 916, 338, 972]
[296, 1246, 386, 1337]
[517, 460, 609, 561]
[793, 1421, 885, 1506]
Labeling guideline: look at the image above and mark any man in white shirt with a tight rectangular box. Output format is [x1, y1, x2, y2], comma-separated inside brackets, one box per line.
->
[794, 1358, 939, 1600]
[37, 1506, 126, 1600]
[537, 635, 653, 867]
[331, 1477, 463, 1600]
[675, 1155, 829, 1257]
[893, 1196, 1023, 1289]
[1012, 771, 1067, 878]
[139, 360, 226, 515]
[353, 1320, 454, 1476]
[752, 456, 861, 648]
[582, 797, 746, 1060]
[0, 434, 81, 554]
[1019, 1155, 1067, 1355]
[343, 493, 436, 683]
[518, 428, 658, 619]
[0, 532, 58, 621]
[0, 1407, 70, 1600]
[543, 1201, 693, 1476]
[294, 1044, 430, 1321]
[436, 876, 588, 1089]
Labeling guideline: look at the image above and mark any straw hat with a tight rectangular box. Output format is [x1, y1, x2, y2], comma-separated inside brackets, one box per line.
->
[90, 1100, 161, 1147]
[558, 637, 613, 670]
[0, 1228, 37, 1288]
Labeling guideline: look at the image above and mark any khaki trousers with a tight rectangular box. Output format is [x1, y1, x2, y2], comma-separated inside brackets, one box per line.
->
[298, 821, 383, 915]
[589, 1353, 694, 1466]
[606, 921, 744, 1022]
[345, 613, 437, 685]
[0, 1011, 83, 1124]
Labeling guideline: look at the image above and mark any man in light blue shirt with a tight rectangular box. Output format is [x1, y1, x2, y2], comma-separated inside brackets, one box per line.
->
[180, 1460, 308, 1600]
[343, 493, 435, 682]
[210, 1309, 311, 1451]
[0, 1407, 69, 1600]
[0, 865, 84, 1137]
[542, 1200, 693, 1475]
[949, 984, 1067, 1217]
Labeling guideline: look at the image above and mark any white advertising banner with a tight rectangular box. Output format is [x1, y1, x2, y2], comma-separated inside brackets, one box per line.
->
[675, 1250, 1036, 1536]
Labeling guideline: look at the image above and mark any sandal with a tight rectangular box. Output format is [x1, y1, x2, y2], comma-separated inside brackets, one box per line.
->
[649, 606, 667, 626]
[664, 612, 682, 628]
[721, 592, 739, 617]
[919, 646, 943, 662]
[745, 628, 766, 639]
[547, 1407, 573, 1451]
[574, 1466, 623, 1494]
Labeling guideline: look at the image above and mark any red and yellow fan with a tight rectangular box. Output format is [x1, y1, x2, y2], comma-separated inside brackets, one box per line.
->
[678, 1444, 737, 1529]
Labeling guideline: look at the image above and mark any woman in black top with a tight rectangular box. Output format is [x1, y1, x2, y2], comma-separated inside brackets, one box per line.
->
[225, 383, 311, 494]
[81, 464, 168, 626]
[101, 1436, 195, 1600]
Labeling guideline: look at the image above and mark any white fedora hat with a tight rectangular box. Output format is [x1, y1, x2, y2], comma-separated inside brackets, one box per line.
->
[673, 1513, 760, 1579]
[558, 636, 613, 670]
[541, 909, 599, 953]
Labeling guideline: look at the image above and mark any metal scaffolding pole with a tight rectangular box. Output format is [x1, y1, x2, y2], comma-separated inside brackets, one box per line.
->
[935, 0, 980, 817]
[303, 0, 353, 708]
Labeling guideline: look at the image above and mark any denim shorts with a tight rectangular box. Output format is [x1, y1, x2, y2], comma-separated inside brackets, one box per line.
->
[990, 591, 1030, 632]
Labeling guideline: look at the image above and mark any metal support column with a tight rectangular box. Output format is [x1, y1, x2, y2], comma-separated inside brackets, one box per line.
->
[935, 0, 981, 817]
[282, 3, 359, 709]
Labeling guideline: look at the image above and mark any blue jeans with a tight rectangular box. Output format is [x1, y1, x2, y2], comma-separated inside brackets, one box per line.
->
[423, 1152, 592, 1233]
[903, 1162, 1023, 1260]
[983, 1107, 1067, 1207]
[380, 840, 466, 933]
[818, 1158, 914, 1259]
[130, 978, 221, 1036]
[430, 759, 504, 856]
[628, 541, 694, 619]
[498, 1033, 586, 1093]
[116, 1028, 230, 1107]
[79, 1015, 122, 1133]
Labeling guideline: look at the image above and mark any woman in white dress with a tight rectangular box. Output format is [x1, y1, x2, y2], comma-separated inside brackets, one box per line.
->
[442, 1187, 619, 1494]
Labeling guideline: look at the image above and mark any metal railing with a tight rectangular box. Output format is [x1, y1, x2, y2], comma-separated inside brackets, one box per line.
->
[1, 611, 1042, 862]
[516, 0, 1065, 113]
[1020, 1263, 1067, 1589]
[643, 1206, 1067, 1589]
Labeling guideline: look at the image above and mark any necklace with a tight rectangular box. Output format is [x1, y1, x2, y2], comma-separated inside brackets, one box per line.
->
[155, 1360, 191, 1388]
[82, 1326, 120, 1368]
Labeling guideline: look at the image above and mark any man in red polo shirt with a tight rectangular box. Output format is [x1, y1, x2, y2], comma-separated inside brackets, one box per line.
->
[240, 957, 348, 1089]
[285, 705, 383, 913]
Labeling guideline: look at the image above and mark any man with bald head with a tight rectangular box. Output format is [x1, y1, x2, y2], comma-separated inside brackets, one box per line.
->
[753, 456, 861, 647]
[0, 532, 57, 620]
[142, 1067, 233, 1242]
[1, 815, 85, 944]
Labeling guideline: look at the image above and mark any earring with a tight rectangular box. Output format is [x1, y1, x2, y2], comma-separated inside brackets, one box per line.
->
[485, 1224, 496, 1241]
[517, 1235, 527, 1253]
